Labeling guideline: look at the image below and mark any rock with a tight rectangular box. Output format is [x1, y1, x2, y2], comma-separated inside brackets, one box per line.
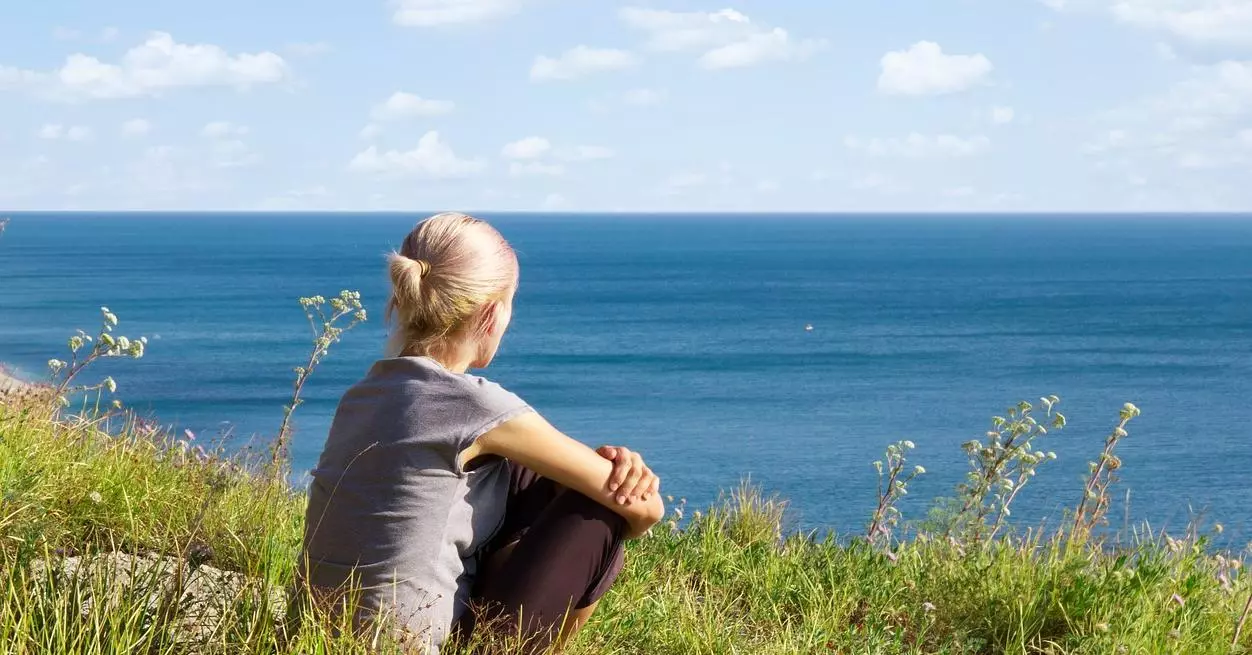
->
[30, 551, 289, 647]
[0, 369, 54, 407]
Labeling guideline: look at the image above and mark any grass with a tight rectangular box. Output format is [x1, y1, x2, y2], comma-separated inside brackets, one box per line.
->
[1, 397, 1250, 654]
[0, 293, 1249, 654]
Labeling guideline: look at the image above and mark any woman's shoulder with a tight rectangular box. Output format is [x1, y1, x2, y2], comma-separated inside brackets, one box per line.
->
[358, 357, 527, 413]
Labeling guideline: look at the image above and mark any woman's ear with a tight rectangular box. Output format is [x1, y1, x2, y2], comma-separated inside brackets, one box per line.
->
[478, 301, 503, 337]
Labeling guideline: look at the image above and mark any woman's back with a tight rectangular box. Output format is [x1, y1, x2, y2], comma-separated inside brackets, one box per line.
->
[300, 356, 530, 646]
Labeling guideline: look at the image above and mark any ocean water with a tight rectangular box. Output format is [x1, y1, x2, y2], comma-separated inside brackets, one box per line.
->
[2, 213, 1251, 539]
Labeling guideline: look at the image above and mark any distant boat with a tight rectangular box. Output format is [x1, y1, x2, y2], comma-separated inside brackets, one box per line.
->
[804, 323, 814, 332]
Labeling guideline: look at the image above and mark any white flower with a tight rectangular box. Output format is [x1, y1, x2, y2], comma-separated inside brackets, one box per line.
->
[88, 491, 103, 504]
[922, 601, 936, 612]
[913, 465, 926, 475]
[102, 377, 117, 393]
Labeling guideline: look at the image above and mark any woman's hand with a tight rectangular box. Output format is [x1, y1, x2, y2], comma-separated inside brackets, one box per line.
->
[596, 445, 660, 505]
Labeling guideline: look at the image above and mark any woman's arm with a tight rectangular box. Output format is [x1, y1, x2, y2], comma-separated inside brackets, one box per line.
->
[461, 411, 665, 539]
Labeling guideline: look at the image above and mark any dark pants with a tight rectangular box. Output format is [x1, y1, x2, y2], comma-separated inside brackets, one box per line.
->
[457, 462, 627, 652]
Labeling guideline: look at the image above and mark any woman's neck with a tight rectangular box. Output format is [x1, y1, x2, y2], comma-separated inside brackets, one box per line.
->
[411, 342, 478, 374]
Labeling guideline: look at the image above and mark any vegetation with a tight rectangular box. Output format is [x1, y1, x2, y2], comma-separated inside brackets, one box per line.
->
[1, 291, 1250, 653]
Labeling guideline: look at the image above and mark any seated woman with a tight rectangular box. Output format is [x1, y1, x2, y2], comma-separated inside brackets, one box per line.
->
[300, 212, 665, 653]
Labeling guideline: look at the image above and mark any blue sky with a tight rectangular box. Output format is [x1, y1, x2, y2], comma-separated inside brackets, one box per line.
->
[1, 0, 1250, 212]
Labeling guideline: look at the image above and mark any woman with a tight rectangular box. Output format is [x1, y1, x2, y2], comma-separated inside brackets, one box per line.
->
[300, 212, 664, 653]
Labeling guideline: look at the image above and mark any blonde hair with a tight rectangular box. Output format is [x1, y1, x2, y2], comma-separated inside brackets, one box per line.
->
[386, 212, 519, 357]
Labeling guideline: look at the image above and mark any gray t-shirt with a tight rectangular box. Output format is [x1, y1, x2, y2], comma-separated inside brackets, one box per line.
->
[301, 356, 532, 649]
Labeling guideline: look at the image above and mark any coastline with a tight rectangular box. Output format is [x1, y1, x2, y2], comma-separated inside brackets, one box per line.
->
[0, 365, 49, 405]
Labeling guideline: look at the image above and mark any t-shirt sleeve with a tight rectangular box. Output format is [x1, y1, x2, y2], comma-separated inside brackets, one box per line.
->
[456, 377, 532, 466]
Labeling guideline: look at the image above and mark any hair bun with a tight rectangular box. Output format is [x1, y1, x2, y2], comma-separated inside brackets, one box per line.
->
[412, 258, 431, 278]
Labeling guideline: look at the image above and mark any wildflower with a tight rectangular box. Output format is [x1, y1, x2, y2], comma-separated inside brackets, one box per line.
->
[922, 601, 936, 612]
[88, 491, 103, 504]
[48, 359, 66, 373]
[1214, 523, 1223, 534]
[902, 440, 915, 449]
[102, 376, 117, 393]
[112, 399, 122, 409]
[184, 429, 196, 441]
[913, 465, 926, 475]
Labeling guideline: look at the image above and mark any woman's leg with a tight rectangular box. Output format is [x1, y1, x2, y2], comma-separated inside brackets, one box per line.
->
[466, 463, 627, 652]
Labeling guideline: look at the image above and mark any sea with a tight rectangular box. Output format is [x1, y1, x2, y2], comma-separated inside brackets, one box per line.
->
[2, 213, 1250, 541]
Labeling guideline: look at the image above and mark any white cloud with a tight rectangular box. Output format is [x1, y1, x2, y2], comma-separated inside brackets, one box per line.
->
[878, 41, 993, 96]
[540, 193, 570, 210]
[844, 133, 992, 158]
[391, 0, 522, 26]
[991, 106, 1016, 124]
[1, 32, 288, 100]
[37, 124, 92, 141]
[121, 119, 151, 136]
[197, 122, 259, 167]
[554, 145, 615, 161]
[501, 138, 613, 169]
[1112, 0, 1252, 46]
[509, 161, 565, 176]
[501, 136, 551, 160]
[619, 7, 824, 69]
[348, 131, 485, 178]
[1083, 128, 1132, 153]
[1083, 59, 1252, 188]
[370, 91, 455, 121]
[699, 27, 823, 69]
[360, 124, 383, 140]
[530, 46, 638, 81]
[624, 88, 666, 106]
[210, 139, 262, 168]
[1040, 0, 1252, 46]
[201, 121, 248, 138]
[0, 65, 43, 88]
